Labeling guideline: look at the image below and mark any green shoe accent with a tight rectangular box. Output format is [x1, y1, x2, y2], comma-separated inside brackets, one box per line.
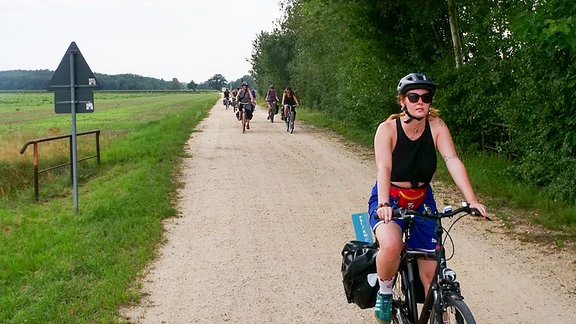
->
[374, 293, 392, 324]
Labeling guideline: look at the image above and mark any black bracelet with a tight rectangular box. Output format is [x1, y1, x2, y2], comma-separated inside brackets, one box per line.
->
[378, 202, 390, 208]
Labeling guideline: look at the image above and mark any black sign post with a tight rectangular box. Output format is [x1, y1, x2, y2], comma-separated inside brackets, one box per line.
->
[48, 42, 99, 213]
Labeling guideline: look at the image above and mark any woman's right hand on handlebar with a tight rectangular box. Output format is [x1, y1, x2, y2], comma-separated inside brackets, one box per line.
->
[376, 204, 393, 223]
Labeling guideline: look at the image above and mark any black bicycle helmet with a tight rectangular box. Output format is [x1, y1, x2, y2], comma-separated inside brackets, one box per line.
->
[269, 85, 274, 89]
[396, 73, 436, 95]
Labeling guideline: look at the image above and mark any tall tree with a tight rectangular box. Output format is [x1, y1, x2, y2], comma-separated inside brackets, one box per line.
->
[170, 78, 182, 90]
[447, 0, 463, 68]
[187, 80, 197, 92]
[251, 30, 295, 95]
[206, 74, 227, 90]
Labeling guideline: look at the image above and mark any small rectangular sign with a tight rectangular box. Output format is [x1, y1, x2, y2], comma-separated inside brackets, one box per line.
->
[54, 89, 95, 113]
[352, 212, 373, 243]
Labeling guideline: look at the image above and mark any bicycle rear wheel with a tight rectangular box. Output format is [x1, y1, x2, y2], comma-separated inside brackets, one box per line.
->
[429, 294, 475, 324]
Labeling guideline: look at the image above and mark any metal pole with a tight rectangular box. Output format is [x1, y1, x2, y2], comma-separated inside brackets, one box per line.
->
[96, 131, 101, 164]
[69, 136, 73, 184]
[34, 143, 39, 202]
[69, 50, 79, 214]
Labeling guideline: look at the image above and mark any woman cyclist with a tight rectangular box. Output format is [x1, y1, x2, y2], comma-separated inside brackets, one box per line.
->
[266, 85, 279, 120]
[369, 73, 486, 323]
[281, 86, 299, 121]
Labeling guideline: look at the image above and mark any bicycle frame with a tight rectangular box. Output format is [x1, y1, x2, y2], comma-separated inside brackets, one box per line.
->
[396, 249, 435, 322]
[392, 204, 480, 324]
[285, 104, 296, 133]
[267, 101, 276, 122]
[239, 102, 250, 133]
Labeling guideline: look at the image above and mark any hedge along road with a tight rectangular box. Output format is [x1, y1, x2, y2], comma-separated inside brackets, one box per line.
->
[121, 98, 576, 323]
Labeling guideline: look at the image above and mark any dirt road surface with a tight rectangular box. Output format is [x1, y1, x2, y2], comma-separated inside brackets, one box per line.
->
[122, 99, 576, 323]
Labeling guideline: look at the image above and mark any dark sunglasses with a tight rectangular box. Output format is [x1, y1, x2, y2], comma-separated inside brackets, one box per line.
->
[406, 92, 433, 104]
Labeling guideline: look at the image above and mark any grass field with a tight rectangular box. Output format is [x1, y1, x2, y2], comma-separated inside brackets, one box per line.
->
[0, 91, 217, 322]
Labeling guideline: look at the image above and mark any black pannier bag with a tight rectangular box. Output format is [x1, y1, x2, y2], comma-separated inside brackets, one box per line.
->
[341, 241, 379, 309]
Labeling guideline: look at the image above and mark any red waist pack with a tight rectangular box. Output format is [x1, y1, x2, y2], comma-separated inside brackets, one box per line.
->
[390, 185, 427, 210]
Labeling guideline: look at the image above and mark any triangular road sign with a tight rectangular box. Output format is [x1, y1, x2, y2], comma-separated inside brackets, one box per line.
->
[48, 41, 99, 89]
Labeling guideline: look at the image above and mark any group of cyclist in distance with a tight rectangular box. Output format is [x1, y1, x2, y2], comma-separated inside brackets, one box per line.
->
[368, 73, 487, 323]
[222, 82, 299, 132]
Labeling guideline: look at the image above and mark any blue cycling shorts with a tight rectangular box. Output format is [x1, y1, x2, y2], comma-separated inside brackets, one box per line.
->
[368, 182, 438, 251]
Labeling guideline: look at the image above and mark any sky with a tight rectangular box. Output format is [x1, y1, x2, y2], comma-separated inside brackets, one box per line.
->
[0, 0, 283, 83]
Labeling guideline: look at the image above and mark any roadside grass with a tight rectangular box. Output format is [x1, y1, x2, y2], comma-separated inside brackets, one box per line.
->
[297, 107, 576, 244]
[0, 91, 217, 322]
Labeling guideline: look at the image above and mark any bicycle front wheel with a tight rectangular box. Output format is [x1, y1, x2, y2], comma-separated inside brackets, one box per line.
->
[288, 110, 295, 133]
[429, 294, 475, 324]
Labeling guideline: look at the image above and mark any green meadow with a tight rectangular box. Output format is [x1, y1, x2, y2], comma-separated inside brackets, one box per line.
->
[0, 91, 217, 322]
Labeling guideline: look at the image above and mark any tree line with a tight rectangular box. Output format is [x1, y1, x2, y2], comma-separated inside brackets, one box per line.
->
[0, 70, 254, 92]
[0, 70, 179, 91]
[250, 0, 576, 203]
[192, 74, 256, 91]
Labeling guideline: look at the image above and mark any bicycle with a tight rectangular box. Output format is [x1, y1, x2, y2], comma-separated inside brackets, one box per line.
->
[267, 101, 277, 123]
[238, 102, 250, 133]
[232, 97, 238, 112]
[386, 203, 485, 324]
[223, 97, 230, 110]
[284, 104, 297, 133]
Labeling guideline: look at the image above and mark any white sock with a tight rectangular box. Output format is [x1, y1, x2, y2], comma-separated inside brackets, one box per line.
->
[378, 276, 395, 295]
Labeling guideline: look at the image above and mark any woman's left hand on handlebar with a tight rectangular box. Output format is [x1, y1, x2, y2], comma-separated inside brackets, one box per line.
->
[469, 202, 487, 218]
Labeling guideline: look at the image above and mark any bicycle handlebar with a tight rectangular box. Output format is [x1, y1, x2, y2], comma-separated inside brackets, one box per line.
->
[389, 202, 489, 221]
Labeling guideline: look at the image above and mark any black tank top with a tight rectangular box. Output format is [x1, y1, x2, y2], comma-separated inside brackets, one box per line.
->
[284, 94, 296, 106]
[390, 118, 437, 187]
